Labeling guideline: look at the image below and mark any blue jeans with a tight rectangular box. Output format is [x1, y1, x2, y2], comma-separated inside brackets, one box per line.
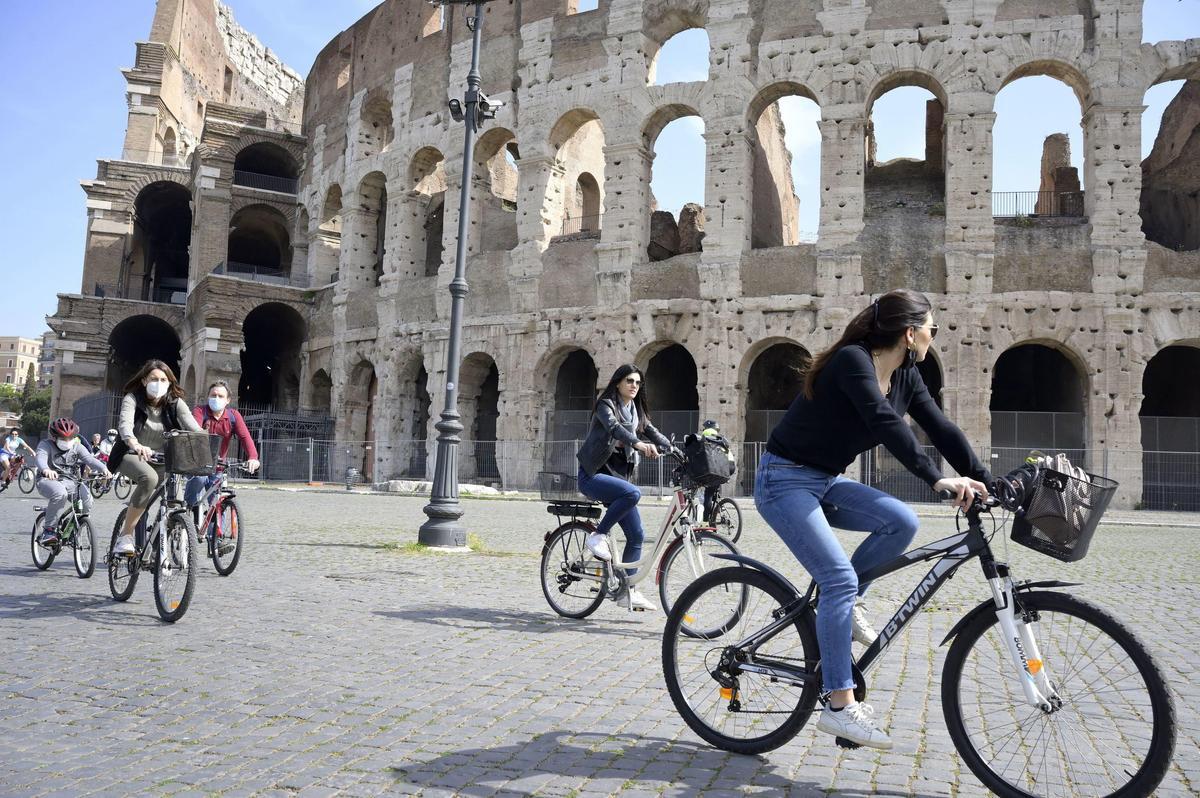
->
[754, 451, 919, 693]
[185, 475, 218, 508]
[577, 466, 645, 574]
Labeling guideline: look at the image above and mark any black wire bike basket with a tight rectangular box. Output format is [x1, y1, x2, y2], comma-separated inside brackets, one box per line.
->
[1010, 468, 1118, 562]
[539, 471, 583, 502]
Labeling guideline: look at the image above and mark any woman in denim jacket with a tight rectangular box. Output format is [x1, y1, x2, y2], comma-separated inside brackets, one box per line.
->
[576, 364, 671, 611]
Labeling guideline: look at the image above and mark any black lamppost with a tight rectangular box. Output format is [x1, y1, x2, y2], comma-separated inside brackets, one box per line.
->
[419, 0, 501, 547]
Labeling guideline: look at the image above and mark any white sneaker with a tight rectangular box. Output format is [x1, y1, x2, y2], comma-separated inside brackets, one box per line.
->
[585, 532, 611, 561]
[815, 703, 893, 749]
[113, 535, 136, 556]
[851, 599, 877, 646]
[625, 587, 657, 612]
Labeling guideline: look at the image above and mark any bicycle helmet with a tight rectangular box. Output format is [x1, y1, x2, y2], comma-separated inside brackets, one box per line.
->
[702, 419, 720, 430]
[106, 428, 118, 436]
[49, 418, 79, 439]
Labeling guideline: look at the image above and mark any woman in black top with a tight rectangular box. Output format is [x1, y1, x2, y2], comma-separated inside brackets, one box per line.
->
[755, 289, 990, 750]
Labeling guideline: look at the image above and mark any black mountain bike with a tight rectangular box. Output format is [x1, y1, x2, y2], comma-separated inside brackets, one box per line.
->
[30, 473, 96, 579]
[106, 455, 198, 623]
[662, 468, 1175, 798]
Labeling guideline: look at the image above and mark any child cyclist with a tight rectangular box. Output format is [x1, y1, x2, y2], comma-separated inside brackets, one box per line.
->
[34, 418, 112, 547]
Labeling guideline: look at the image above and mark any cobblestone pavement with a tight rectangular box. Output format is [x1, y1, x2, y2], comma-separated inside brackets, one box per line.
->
[1, 487, 1196, 797]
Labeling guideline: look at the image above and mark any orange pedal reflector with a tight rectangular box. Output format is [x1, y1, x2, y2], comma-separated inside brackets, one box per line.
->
[684, 614, 696, 624]
[719, 687, 734, 700]
[169, 601, 180, 610]
[1027, 659, 1043, 674]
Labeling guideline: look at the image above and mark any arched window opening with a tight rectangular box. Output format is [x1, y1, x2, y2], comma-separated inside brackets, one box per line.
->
[409, 148, 447, 278]
[550, 349, 598, 440]
[360, 94, 394, 157]
[648, 114, 705, 262]
[644, 344, 699, 439]
[131, 181, 192, 303]
[239, 303, 305, 411]
[407, 366, 431, 477]
[471, 129, 519, 253]
[162, 127, 178, 166]
[574, 173, 601, 233]
[648, 28, 709, 86]
[990, 344, 1086, 474]
[750, 89, 821, 249]
[227, 205, 293, 281]
[1141, 345, 1200, 509]
[993, 76, 1085, 219]
[549, 110, 606, 240]
[745, 343, 810, 441]
[567, 0, 599, 13]
[310, 369, 332, 414]
[1141, 80, 1198, 251]
[106, 315, 182, 392]
[460, 353, 501, 482]
[312, 185, 343, 285]
[233, 142, 300, 194]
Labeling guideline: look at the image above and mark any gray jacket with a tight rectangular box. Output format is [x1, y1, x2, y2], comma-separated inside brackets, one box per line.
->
[577, 398, 671, 477]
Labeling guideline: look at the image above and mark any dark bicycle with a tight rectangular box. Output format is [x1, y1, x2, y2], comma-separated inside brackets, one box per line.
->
[106, 453, 199, 623]
[30, 469, 96, 579]
[662, 462, 1176, 797]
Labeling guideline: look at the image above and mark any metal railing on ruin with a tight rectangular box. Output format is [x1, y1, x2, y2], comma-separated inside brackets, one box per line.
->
[232, 170, 299, 194]
[559, 214, 602, 237]
[992, 190, 1085, 218]
[214, 261, 294, 286]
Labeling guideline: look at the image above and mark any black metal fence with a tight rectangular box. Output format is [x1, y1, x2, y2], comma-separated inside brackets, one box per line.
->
[993, 190, 1085, 218]
[233, 170, 299, 194]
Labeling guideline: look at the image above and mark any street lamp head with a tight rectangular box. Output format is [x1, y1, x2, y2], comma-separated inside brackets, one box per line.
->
[448, 98, 464, 122]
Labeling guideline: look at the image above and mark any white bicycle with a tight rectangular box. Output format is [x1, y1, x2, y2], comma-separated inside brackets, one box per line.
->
[539, 451, 739, 619]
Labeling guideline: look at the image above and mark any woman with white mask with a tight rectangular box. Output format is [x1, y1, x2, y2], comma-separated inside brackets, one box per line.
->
[106, 360, 203, 555]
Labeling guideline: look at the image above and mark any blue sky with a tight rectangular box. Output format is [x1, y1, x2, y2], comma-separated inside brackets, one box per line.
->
[0, 1, 1197, 339]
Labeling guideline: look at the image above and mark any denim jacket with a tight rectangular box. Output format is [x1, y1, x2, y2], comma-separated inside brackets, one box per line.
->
[576, 398, 671, 477]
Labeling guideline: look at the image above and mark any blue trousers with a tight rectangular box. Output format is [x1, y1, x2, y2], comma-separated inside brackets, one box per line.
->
[755, 451, 919, 693]
[577, 466, 645, 573]
[185, 475, 218, 508]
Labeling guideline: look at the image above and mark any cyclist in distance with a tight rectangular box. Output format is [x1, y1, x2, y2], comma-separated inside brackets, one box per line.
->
[756, 288, 990, 750]
[2, 427, 36, 486]
[34, 418, 111, 547]
[185, 379, 260, 523]
[576, 363, 672, 611]
[106, 360, 203, 556]
[97, 429, 117, 462]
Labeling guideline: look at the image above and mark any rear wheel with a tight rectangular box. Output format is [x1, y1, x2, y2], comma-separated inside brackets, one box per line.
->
[18, 467, 36, 494]
[107, 509, 139, 602]
[657, 529, 739, 623]
[30, 512, 55, 570]
[540, 523, 607, 619]
[209, 498, 244, 576]
[73, 519, 96, 578]
[711, 498, 743, 544]
[113, 474, 132, 500]
[153, 512, 197, 623]
[942, 590, 1175, 798]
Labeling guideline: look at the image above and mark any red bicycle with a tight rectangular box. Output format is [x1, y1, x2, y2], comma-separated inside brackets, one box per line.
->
[193, 459, 247, 576]
[1, 454, 37, 495]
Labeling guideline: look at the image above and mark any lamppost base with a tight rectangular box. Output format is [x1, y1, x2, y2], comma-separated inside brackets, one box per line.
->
[418, 504, 467, 548]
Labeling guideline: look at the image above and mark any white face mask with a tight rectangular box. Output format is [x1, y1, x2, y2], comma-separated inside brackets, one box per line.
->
[55, 438, 73, 452]
[208, 396, 228, 413]
[146, 380, 169, 399]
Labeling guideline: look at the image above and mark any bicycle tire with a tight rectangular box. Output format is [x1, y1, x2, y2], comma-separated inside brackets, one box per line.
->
[114, 475, 132, 500]
[107, 509, 139, 602]
[30, 512, 55, 570]
[73, 519, 96, 579]
[540, 522, 607, 619]
[663, 567, 819, 754]
[18, 467, 36, 494]
[656, 529, 739, 623]
[942, 590, 1176, 798]
[153, 512, 197, 623]
[711, 498, 743, 544]
[210, 497, 243, 576]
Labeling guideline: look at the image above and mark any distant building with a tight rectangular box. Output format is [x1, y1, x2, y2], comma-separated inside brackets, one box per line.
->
[39, 331, 55, 387]
[0, 336, 41, 389]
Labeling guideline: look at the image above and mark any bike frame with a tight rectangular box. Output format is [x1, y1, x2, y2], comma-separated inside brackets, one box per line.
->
[730, 505, 1060, 712]
[2, 454, 25, 481]
[123, 471, 188, 567]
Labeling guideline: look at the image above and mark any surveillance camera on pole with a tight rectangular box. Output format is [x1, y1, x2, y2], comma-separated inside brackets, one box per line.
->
[420, 0, 501, 549]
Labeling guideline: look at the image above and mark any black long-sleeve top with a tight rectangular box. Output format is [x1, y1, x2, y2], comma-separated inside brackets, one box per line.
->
[767, 343, 992, 488]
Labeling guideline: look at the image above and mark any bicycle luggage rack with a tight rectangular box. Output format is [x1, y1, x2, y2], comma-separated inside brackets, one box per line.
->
[539, 471, 602, 521]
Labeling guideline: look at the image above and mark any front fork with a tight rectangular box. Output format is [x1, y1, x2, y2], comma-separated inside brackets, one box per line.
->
[986, 575, 1058, 711]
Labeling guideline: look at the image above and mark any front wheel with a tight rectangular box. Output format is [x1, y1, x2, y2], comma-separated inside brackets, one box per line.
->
[107, 509, 139, 602]
[710, 498, 743, 544]
[113, 474, 132, 500]
[663, 567, 819, 755]
[30, 512, 55, 570]
[153, 512, 197, 623]
[942, 590, 1176, 798]
[73, 519, 96, 579]
[540, 523, 607, 619]
[209, 498, 244, 576]
[657, 529, 739, 620]
[18, 467, 36, 494]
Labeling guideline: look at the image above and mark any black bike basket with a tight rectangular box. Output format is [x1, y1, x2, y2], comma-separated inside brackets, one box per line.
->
[1010, 468, 1118, 562]
[164, 431, 217, 476]
[682, 437, 734, 487]
[539, 471, 582, 502]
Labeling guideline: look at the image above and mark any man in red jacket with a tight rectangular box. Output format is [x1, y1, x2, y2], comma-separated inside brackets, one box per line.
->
[185, 380, 260, 524]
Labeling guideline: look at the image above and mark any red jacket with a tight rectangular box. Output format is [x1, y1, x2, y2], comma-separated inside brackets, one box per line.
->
[192, 405, 259, 460]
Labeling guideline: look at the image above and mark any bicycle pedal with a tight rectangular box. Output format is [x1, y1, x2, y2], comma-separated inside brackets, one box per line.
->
[834, 737, 861, 750]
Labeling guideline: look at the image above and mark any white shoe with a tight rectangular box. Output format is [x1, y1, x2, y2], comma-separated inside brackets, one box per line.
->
[851, 599, 877, 646]
[113, 535, 136, 556]
[585, 532, 611, 561]
[816, 703, 893, 750]
[625, 587, 657, 612]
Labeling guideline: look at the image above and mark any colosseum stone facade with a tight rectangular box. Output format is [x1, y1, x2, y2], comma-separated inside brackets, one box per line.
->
[49, 0, 1200, 509]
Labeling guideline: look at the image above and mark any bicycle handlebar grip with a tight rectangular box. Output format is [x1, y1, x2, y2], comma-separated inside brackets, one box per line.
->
[935, 489, 955, 501]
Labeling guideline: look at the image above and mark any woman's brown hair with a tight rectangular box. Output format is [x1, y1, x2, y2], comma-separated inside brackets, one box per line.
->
[802, 289, 933, 400]
[122, 359, 185, 405]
